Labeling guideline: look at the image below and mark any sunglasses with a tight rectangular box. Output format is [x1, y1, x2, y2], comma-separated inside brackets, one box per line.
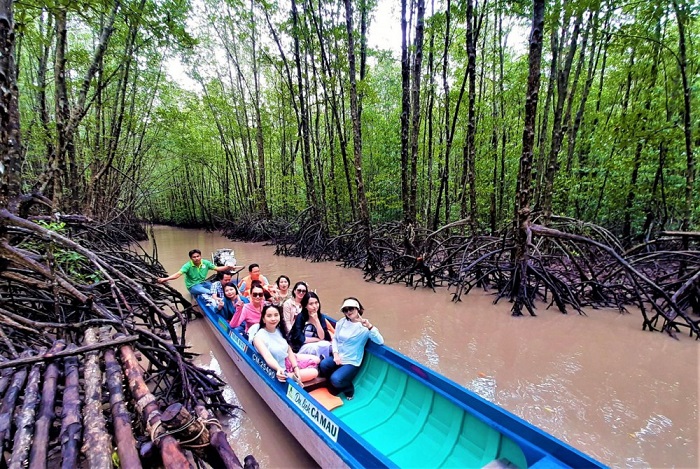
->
[251, 292, 264, 298]
[296, 289, 307, 294]
[342, 307, 357, 314]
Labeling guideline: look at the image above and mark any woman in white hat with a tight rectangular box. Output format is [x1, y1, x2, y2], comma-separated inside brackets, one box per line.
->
[319, 297, 383, 399]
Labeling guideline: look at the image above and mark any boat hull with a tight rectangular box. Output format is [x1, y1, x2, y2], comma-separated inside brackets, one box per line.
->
[198, 297, 604, 468]
[206, 314, 350, 468]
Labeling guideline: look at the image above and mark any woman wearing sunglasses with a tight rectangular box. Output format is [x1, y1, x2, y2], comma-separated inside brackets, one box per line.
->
[229, 281, 266, 334]
[283, 281, 308, 329]
[319, 297, 383, 400]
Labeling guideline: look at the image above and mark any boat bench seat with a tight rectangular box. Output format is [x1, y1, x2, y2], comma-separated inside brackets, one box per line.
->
[303, 376, 327, 392]
[388, 392, 504, 468]
[332, 353, 524, 468]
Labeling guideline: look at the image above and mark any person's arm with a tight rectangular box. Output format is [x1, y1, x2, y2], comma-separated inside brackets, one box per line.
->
[252, 335, 287, 382]
[229, 307, 245, 329]
[282, 300, 293, 326]
[332, 319, 342, 365]
[157, 271, 183, 284]
[319, 316, 331, 341]
[286, 345, 300, 381]
[360, 318, 384, 345]
[215, 264, 243, 273]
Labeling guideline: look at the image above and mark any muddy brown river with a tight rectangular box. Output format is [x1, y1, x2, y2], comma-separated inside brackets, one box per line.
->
[143, 226, 698, 468]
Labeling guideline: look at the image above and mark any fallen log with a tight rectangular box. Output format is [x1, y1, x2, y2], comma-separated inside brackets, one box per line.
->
[104, 345, 141, 469]
[120, 342, 191, 468]
[0, 334, 139, 370]
[195, 405, 243, 469]
[81, 328, 113, 467]
[0, 353, 29, 461]
[8, 360, 43, 469]
[60, 349, 82, 469]
[0, 367, 12, 398]
[29, 340, 66, 469]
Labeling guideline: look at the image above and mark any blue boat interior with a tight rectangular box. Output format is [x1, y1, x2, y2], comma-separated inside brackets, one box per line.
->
[331, 353, 529, 468]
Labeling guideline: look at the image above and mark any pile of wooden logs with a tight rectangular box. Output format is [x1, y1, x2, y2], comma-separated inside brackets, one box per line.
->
[0, 200, 255, 467]
[0, 328, 246, 467]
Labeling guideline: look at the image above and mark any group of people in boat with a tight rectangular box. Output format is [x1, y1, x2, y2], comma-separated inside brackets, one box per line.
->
[158, 249, 384, 400]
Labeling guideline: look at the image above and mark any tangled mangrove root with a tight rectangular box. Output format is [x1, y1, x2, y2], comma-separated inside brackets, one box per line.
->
[0, 195, 248, 466]
[223, 206, 699, 339]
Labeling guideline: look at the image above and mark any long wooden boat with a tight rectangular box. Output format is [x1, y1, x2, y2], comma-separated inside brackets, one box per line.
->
[198, 297, 604, 468]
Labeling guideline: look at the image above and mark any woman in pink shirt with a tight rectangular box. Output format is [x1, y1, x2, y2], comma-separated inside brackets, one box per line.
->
[230, 282, 266, 333]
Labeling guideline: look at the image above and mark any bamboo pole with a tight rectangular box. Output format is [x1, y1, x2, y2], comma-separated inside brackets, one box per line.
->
[120, 342, 191, 468]
[60, 348, 82, 469]
[104, 340, 141, 468]
[195, 405, 243, 469]
[81, 328, 113, 468]
[29, 340, 66, 469]
[8, 360, 43, 469]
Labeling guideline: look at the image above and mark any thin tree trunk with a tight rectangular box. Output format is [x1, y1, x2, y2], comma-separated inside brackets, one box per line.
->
[0, 0, 22, 209]
[541, 10, 583, 221]
[250, 0, 269, 216]
[512, 0, 545, 316]
[459, 0, 477, 232]
[407, 0, 425, 228]
[433, 0, 453, 230]
[672, 0, 694, 233]
[291, 0, 318, 211]
[400, 0, 411, 225]
[344, 0, 370, 233]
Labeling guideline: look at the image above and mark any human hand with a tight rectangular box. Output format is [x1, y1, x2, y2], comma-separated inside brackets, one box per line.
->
[360, 318, 372, 329]
[276, 369, 287, 382]
[334, 354, 342, 366]
[157, 278, 167, 284]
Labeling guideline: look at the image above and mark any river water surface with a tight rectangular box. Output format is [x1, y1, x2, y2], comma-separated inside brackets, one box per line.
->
[143, 226, 698, 468]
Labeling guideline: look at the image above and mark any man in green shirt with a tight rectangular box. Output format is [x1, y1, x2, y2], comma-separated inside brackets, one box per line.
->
[157, 249, 240, 296]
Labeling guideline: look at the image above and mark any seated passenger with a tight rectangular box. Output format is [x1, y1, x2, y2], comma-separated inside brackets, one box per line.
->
[229, 282, 266, 333]
[289, 292, 332, 359]
[215, 282, 243, 323]
[207, 272, 233, 307]
[238, 264, 270, 298]
[157, 249, 237, 296]
[252, 304, 320, 383]
[283, 281, 308, 327]
[319, 297, 383, 400]
[270, 275, 292, 306]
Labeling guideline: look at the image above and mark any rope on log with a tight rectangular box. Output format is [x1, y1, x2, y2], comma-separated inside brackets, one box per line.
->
[195, 405, 243, 469]
[60, 348, 82, 469]
[8, 359, 43, 469]
[119, 342, 191, 469]
[160, 403, 209, 449]
[29, 340, 66, 469]
[81, 328, 113, 467]
[104, 342, 141, 469]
